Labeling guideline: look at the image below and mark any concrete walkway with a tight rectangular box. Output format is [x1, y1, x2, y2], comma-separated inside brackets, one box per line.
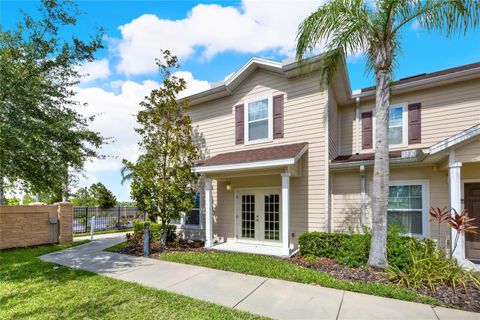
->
[42, 233, 480, 320]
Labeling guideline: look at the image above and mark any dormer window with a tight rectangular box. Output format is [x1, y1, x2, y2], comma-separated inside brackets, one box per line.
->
[245, 97, 272, 143]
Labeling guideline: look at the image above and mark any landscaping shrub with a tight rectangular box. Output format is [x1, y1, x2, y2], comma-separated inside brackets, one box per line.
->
[298, 227, 435, 268]
[388, 241, 480, 290]
[131, 220, 177, 244]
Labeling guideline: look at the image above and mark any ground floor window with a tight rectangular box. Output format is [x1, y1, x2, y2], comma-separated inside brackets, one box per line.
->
[185, 192, 201, 226]
[387, 183, 426, 236]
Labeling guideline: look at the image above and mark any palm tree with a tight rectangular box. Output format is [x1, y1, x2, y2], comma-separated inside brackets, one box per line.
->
[296, 0, 478, 269]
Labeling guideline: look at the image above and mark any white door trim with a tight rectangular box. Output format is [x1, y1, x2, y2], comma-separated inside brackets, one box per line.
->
[234, 187, 282, 246]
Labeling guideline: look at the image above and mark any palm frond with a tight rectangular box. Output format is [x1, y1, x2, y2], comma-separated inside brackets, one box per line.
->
[296, 0, 373, 86]
[393, 0, 479, 35]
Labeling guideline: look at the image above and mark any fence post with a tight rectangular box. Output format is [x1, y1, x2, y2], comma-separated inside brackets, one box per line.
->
[117, 206, 121, 226]
[143, 222, 150, 256]
[90, 216, 95, 241]
[85, 206, 88, 233]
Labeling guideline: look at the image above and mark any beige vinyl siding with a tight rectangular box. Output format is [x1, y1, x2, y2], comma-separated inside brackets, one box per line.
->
[455, 137, 480, 163]
[338, 103, 357, 155]
[328, 89, 339, 159]
[331, 170, 369, 233]
[332, 166, 450, 245]
[189, 69, 328, 243]
[339, 78, 480, 155]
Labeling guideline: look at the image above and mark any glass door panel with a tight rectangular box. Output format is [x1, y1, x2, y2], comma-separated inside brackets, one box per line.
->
[264, 194, 280, 240]
[241, 194, 255, 239]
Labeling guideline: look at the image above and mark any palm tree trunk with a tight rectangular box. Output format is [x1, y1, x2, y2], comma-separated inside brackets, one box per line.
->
[368, 45, 392, 269]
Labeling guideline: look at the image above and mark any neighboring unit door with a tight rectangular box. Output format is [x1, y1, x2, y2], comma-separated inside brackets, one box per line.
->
[236, 189, 282, 244]
[465, 183, 480, 260]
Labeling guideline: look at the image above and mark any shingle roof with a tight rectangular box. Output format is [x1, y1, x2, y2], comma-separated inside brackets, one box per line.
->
[360, 62, 480, 94]
[332, 150, 406, 163]
[196, 142, 308, 167]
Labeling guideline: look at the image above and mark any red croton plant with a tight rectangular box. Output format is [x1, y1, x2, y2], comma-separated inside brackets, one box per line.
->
[429, 207, 478, 257]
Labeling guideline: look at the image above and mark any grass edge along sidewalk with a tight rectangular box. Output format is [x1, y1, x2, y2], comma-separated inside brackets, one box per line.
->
[105, 241, 441, 307]
[0, 241, 264, 320]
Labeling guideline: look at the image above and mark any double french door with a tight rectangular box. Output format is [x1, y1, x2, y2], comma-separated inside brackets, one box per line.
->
[236, 189, 282, 244]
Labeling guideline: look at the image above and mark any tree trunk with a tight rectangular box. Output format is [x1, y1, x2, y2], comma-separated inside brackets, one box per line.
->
[368, 44, 392, 269]
[0, 177, 4, 205]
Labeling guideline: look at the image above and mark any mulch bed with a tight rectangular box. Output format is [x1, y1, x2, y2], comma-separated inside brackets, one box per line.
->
[290, 254, 480, 313]
[289, 255, 390, 284]
[117, 239, 206, 256]
[114, 240, 480, 313]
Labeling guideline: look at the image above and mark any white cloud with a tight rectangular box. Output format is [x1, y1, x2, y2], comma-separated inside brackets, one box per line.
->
[174, 71, 211, 98]
[114, 0, 323, 75]
[74, 80, 159, 184]
[77, 58, 111, 82]
[74, 71, 210, 188]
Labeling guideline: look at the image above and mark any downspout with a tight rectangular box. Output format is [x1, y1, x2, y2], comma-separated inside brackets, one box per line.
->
[355, 97, 360, 154]
[360, 165, 366, 232]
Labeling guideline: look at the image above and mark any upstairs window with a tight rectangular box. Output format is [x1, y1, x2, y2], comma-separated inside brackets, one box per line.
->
[246, 98, 271, 143]
[388, 104, 407, 146]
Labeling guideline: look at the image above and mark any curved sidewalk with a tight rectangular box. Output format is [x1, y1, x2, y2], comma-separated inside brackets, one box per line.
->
[41, 233, 480, 320]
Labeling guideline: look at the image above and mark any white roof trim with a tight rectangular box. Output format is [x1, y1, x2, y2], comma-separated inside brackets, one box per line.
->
[193, 144, 308, 174]
[429, 124, 480, 155]
[353, 66, 480, 99]
[330, 149, 426, 170]
[224, 57, 282, 87]
[193, 158, 295, 173]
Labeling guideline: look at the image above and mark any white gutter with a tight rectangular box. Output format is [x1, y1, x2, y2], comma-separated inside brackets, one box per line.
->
[428, 124, 480, 155]
[352, 67, 480, 99]
[360, 165, 366, 230]
[330, 149, 427, 170]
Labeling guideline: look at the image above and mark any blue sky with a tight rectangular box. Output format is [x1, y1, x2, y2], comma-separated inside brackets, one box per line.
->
[2, 0, 480, 201]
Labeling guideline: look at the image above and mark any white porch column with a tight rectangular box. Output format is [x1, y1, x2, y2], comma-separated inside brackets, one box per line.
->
[448, 150, 464, 260]
[281, 173, 291, 256]
[204, 178, 213, 248]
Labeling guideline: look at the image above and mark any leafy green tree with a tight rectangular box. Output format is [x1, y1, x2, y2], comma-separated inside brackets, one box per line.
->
[89, 183, 117, 209]
[70, 187, 94, 207]
[123, 50, 198, 246]
[22, 194, 35, 205]
[0, 0, 106, 204]
[296, 0, 479, 269]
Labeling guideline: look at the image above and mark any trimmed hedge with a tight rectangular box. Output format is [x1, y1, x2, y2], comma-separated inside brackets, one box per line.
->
[298, 228, 436, 268]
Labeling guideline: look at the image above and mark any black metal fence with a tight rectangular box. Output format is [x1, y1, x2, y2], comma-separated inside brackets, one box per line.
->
[73, 206, 145, 234]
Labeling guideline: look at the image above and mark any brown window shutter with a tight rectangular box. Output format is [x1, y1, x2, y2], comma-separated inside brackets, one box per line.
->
[361, 111, 373, 149]
[235, 104, 244, 145]
[273, 94, 284, 139]
[408, 103, 421, 144]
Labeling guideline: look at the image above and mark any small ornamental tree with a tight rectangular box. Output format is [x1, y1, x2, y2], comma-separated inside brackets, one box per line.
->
[123, 50, 198, 246]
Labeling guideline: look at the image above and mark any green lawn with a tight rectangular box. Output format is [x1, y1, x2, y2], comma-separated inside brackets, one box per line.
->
[73, 228, 133, 237]
[156, 249, 438, 306]
[0, 242, 263, 320]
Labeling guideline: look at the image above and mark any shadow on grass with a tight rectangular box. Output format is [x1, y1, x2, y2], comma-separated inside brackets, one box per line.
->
[0, 242, 262, 320]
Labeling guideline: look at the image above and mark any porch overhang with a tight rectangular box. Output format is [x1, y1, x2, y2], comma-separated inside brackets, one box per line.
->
[193, 142, 308, 175]
[330, 149, 427, 171]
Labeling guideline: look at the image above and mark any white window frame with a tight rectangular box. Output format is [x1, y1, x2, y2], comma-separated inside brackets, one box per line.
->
[371, 102, 409, 149]
[244, 95, 273, 145]
[174, 191, 202, 229]
[388, 180, 430, 238]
